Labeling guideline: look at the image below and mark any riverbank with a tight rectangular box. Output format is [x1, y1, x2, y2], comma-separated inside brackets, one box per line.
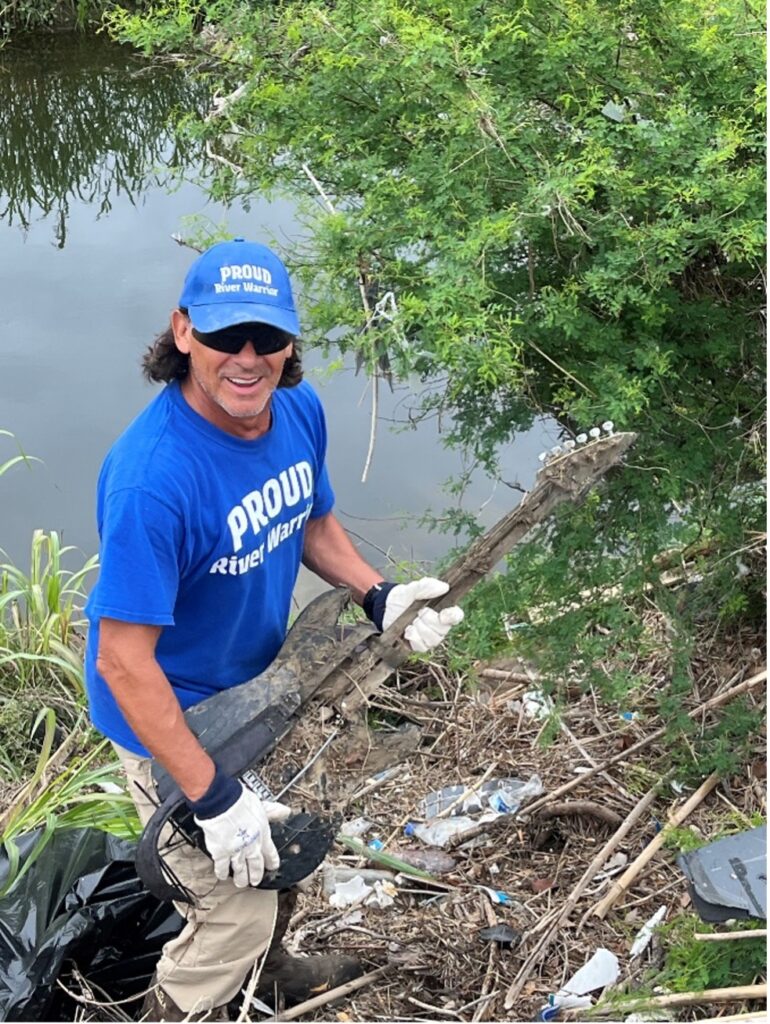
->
[253, 611, 766, 1023]
[0, 538, 766, 1020]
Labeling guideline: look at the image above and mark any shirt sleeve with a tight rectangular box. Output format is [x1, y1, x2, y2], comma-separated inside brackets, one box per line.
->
[308, 391, 335, 519]
[311, 462, 335, 518]
[88, 487, 182, 625]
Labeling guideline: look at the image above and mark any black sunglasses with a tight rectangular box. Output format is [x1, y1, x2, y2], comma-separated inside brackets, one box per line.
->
[191, 323, 292, 355]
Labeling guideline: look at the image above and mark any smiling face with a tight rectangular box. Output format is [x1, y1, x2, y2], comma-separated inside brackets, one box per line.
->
[171, 309, 294, 439]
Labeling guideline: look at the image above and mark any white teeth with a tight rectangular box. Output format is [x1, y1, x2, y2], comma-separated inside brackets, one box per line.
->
[229, 378, 259, 384]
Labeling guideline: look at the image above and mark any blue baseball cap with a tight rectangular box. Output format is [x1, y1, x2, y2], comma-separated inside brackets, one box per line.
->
[179, 238, 301, 335]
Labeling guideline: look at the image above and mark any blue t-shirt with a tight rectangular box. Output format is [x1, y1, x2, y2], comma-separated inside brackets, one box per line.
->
[84, 379, 335, 755]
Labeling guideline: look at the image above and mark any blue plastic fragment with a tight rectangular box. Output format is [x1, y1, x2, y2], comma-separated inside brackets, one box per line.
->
[621, 711, 634, 721]
[489, 889, 511, 905]
[536, 1004, 561, 1021]
[489, 793, 513, 814]
[368, 838, 384, 851]
[404, 822, 416, 837]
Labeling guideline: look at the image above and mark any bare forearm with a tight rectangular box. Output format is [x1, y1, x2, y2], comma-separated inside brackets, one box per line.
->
[100, 657, 214, 801]
[302, 512, 384, 604]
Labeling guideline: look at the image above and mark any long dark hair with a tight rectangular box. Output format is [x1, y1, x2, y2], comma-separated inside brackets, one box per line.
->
[142, 309, 303, 388]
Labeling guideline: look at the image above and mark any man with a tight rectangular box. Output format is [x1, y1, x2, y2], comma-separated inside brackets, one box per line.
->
[84, 237, 463, 1022]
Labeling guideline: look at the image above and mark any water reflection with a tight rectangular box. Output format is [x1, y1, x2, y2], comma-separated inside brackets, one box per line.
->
[0, 33, 207, 246]
[0, 33, 554, 583]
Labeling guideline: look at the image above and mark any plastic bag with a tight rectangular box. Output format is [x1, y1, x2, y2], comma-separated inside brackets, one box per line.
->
[0, 827, 181, 1022]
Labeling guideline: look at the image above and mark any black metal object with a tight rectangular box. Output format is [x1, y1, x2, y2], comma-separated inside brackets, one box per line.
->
[135, 589, 358, 905]
[135, 697, 337, 903]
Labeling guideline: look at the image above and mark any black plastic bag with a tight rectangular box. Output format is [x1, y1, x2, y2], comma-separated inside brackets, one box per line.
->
[0, 828, 181, 1022]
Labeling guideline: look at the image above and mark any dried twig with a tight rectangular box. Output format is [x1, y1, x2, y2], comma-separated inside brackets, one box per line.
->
[559, 720, 634, 803]
[204, 139, 243, 175]
[524, 670, 767, 815]
[269, 965, 391, 1021]
[694, 930, 767, 942]
[591, 772, 720, 919]
[235, 899, 278, 1022]
[478, 668, 534, 682]
[577, 983, 767, 1014]
[299, 162, 380, 482]
[504, 785, 660, 1010]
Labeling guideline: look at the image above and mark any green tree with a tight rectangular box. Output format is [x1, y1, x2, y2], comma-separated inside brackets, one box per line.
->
[106, 0, 766, 724]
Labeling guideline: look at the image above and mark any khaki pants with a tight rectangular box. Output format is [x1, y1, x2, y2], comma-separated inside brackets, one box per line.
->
[114, 743, 277, 1014]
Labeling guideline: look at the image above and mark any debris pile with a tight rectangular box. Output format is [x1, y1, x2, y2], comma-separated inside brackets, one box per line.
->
[0, 623, 764, 1022]
[255, 637, 767, 1022]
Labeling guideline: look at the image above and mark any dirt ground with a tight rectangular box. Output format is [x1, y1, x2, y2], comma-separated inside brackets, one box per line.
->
[255, 615, 767, 1023]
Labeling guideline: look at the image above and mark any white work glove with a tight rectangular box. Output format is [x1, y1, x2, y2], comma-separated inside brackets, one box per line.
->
[368, 576, 464, 653]
[192, 771, 291, 888]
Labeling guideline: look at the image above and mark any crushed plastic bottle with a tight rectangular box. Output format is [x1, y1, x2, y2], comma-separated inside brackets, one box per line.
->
[339, 816, 375, 838]
[405, 815, 497, 848]
[397, 847, 458, 875]
[419, 784, 489, 818]
[487, 775, 544, 813]
[419, 775, 543, 819]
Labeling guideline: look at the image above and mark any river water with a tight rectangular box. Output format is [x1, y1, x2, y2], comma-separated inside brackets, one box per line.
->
[0, 33, 554, 604]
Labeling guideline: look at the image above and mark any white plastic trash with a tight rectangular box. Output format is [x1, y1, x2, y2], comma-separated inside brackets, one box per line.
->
[419, 775, 544, 818]
[630, 906, 668, 959]
[552, 948, 619, 1009]
[328, 875, 372, 909]
[366, 880, 397, 909]
[522, 689, 554, 721]
[487, 775, 544, 813]
[339, 816, 375, 837]
[409, 815, 490, 848]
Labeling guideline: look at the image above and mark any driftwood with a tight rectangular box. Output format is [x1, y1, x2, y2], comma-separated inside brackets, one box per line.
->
[503, 785, 660, 1010]
[590, 772, 720, 919]
[533, 800, 623, 828]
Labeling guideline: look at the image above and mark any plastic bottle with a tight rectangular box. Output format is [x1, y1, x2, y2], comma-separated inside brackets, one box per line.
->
[405, 816, 481, 848]
[419, 774, 543, 819]
[486, 775, 544, 814]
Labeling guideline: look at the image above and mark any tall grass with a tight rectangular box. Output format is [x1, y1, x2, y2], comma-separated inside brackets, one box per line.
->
[0, 431, 139, 895]
[0, 728, 140, 897]
[0, 529, 98, 694]
[0, 529, 98, 780]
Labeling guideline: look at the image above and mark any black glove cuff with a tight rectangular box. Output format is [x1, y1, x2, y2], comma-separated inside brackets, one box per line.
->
[362, 581, 397, 632]
[188, 764, 242, 819]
